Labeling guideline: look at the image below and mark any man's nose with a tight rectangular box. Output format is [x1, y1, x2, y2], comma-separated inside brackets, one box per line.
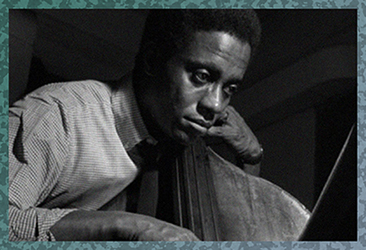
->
[197, 85, 226, 121]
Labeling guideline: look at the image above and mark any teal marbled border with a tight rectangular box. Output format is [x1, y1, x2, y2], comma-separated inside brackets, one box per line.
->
[0, 1, 364, 249]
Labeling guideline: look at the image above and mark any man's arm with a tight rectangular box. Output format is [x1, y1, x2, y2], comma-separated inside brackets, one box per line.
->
[9, 90, 199, 241]
[207, 105, 262, 175]
[9, 94, 80, 240]
[240, 163, 261, 176]
[50, 210, 199, 241]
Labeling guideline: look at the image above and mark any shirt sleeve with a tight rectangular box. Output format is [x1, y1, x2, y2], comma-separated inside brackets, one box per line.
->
[9, 92, 77, 241]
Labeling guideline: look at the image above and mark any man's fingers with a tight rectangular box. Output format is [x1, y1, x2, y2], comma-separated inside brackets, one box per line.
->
[225, 105, 241, 119]
[207, 126, 224, 137]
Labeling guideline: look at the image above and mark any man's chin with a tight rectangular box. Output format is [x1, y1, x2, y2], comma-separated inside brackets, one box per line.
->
[172, 130, 200, 146]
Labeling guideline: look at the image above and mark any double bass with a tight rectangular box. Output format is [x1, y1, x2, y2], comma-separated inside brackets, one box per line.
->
[169, 124, 356, 241]
[171, 137, 310, 241]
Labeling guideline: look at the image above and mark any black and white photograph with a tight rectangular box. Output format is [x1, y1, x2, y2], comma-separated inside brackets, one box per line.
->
[8, 9, 357, 241]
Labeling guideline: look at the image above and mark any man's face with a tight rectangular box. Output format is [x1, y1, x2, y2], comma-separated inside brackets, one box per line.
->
[146, 31, 251, 145]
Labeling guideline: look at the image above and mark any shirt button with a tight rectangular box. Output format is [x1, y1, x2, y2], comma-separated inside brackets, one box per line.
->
[146, 137, 156, 145]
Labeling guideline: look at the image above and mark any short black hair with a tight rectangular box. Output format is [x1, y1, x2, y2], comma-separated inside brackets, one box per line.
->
[133, 9, 261, 84]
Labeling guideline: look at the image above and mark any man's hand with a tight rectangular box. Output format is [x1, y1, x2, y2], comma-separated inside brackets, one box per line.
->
[207, 105, 262, 163]
[128, 213, 200, 241]
[50, 210, 200, 241]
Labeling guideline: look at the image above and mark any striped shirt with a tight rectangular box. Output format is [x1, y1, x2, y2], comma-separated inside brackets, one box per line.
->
[9, 76, 154, 241]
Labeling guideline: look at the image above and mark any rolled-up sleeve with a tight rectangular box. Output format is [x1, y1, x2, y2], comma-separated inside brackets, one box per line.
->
[9, 93, 77, 241]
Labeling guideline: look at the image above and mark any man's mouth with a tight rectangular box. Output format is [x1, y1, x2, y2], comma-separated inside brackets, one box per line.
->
[184, 117, 212, 135]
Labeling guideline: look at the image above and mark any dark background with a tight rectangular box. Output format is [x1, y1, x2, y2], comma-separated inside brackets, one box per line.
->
[9, 9, 357, 212]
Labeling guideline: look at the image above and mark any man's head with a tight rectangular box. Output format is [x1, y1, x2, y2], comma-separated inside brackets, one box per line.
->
[133, 10, 261, 145]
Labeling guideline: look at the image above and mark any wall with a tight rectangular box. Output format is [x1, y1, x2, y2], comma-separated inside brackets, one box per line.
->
[9, 10, 37, 104]
[33, 9, 148, 81]
[255, 109, 316, 209]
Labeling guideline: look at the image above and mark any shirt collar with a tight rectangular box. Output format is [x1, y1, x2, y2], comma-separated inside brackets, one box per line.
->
[111, 74, 157, 152]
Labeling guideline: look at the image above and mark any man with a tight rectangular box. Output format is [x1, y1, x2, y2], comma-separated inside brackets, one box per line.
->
[9, 9, 262, 241]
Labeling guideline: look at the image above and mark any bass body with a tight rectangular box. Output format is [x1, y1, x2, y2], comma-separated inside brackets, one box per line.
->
[173, 138, 310, 241]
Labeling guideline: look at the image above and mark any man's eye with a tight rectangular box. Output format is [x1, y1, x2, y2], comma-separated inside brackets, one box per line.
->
[224, 84, 238, 95]
[193, 70, 211, 84]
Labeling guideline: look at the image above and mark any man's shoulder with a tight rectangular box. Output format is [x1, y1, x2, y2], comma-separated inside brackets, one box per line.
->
[24, 79, 113, 108]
